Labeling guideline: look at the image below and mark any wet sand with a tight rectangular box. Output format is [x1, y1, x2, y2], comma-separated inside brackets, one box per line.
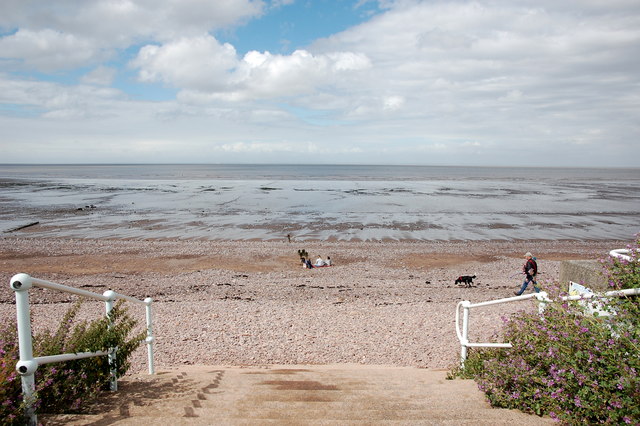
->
[2, 164, 639, 242]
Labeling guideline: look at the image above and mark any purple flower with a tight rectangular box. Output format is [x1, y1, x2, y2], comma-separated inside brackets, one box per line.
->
[71, 398, 82, 410]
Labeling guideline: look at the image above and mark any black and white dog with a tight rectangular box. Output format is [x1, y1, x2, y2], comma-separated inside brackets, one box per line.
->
[455, 275, 476, 287]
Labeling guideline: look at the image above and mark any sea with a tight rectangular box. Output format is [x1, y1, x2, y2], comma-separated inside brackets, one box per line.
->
[0, 164, 638, 241]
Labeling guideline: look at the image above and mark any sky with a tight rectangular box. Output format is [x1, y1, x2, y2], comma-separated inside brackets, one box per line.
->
[1, 0, 639, 167]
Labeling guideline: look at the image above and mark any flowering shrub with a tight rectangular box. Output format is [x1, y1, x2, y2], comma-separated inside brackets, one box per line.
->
[0, 322, 22, 425]
[450, 235, 640, 424]
[0, 301, 144, 423]
[601, 235, 640, 290]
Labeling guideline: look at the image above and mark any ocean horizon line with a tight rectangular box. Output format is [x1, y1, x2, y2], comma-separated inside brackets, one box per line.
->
[1, 163, 638, 170]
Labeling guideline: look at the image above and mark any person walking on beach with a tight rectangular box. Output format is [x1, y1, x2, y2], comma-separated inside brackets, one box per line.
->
[514, 252, 540, 295]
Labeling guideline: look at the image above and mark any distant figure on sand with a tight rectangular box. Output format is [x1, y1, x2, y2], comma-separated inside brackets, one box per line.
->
[326, 256, 332, 266]
[305, 258, 314, 269]
[301, 257, 307, 268]
[315, 256, 326, 267]
[514, 252, 539, 295]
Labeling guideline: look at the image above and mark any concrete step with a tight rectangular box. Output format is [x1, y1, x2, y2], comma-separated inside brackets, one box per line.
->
[46, 417, 538, 426]
[198, 407, 521, 421]
[123, 399, 504, 420]
[39, 365, 553, 425]
[123, 406, 504, 421]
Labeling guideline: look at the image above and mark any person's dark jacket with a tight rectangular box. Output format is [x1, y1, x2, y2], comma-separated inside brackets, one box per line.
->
[524, 258, 537, 280]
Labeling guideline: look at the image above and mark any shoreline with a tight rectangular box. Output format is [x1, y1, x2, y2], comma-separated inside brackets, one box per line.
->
[5, 218, 637, 242]
[2, 164, 639, 243]
[0, 237, 630, 372]
[3, 231, 634, 242]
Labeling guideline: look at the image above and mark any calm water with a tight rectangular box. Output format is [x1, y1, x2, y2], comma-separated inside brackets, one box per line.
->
[0, 164, 638, 241]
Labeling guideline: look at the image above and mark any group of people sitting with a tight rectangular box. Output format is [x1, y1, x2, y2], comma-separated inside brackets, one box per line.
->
[301, 255, 332, 268]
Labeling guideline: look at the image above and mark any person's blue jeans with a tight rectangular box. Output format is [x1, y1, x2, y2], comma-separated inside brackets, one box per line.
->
[515, 277, 540, 295]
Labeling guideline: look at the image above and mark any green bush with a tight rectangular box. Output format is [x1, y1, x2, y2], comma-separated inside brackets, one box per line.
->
[601, 237, 640, 290]
[0, 300, 145, 423]
[0, 321, 22, 424]
[450, 235, 640, 424]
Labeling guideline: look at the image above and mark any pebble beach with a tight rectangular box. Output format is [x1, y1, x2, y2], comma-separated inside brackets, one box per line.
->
[0, 237, 628, 373]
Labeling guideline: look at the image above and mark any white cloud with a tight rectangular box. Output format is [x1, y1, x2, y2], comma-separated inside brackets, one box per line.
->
[81, 66, 117, 86]
[269, 0, 295, 8]
[0, 29, 99, 71]
[130, 35, 372, 100]
[0, 0, 639, 166]
[0, 0, 265, 37]
[0, 0, 265, 71]
[218, 141, 319, 153]
[228, 49, 371, 99]
[0, 73, 126, 119]
[308, 1, 640, 142]
[462, 141, 482, 148]
[383, 95, 404, 111]
[131, 36, 238, 91]
[216, 140, 363, 155]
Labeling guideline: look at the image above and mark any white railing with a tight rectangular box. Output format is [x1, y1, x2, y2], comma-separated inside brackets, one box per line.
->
[610, 248, 634, 262]
[455, 287, 640, 367]
[455, 247, 638, 367]
[455, 292, 550, 366]
[10, 273, 155, 426]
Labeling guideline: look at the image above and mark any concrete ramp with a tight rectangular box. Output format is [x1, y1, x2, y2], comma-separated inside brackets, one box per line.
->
[43, 365, 552, 425]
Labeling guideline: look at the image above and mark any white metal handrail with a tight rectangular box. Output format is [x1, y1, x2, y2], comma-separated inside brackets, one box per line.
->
[10, 273, 155, 426]
[455, 287, 640, 367]
[455, 247, 639, 367]
[455, 292, 550, 365]
[609, 248, 635, 262]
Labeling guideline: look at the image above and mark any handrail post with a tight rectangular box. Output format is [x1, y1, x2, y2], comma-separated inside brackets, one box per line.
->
[536, 291, 550, 314]
[10, 274, 38, 426]
[460, 301, 471, 367]
[103, 290, 118, 392]
[9, 273, 154, 422]
[144, 297, 155, 374]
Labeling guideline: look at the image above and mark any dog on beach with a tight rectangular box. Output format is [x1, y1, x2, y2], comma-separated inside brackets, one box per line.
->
[455, 275, 476, 287]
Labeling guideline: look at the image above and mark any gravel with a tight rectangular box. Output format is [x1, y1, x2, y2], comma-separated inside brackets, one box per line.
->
[0, 237, 626, 373]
